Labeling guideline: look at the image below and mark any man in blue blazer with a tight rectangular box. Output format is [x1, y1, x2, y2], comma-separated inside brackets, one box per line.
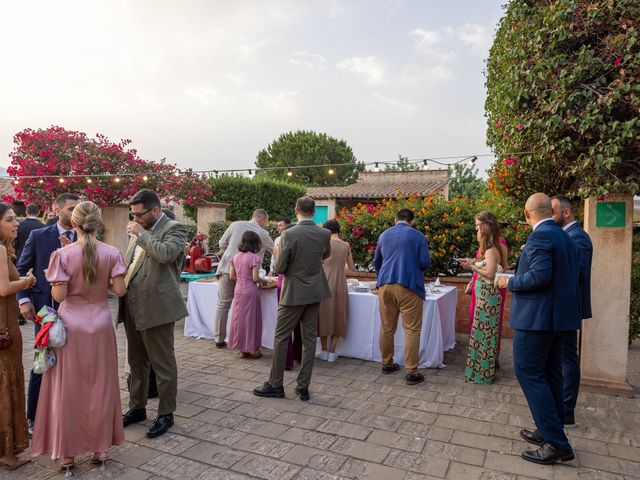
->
[498, 193, 580, 465]
[374, 208, 431, 386]
[17, 193, 80, 433]
[552, 194, 593, 427]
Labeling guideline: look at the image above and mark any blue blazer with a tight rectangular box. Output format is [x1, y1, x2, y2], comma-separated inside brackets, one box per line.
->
[508, 219, 581, 331]
[565, 222, 593, 319]
[374, 222, 431, 299]
[16, 224, 63, 312]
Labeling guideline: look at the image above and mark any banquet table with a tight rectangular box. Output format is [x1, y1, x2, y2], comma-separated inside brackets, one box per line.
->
[184, 281, 457, 368]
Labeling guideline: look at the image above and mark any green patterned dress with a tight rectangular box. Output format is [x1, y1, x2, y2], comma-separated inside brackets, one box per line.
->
[465, 262, 502, 384]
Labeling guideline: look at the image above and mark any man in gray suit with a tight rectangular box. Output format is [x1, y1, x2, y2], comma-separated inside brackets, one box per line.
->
[119, 189, 188, 438]
[253, 197, 331, 401]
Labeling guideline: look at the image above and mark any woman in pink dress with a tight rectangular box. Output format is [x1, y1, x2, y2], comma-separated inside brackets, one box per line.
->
[466, 211, 509, 355]
[228, 231, 265, 359]
[31, 201, 127, 473]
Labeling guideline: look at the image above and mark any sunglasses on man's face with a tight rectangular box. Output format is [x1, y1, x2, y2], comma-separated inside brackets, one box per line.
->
[128, 208, 153, 221]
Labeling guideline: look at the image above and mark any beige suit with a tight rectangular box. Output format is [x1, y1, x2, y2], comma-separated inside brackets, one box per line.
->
[118, 215, 188, 415]
[269, 220, 331, 389]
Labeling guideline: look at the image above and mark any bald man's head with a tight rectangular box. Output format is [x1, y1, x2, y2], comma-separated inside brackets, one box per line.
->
[524, 193, 552, 226]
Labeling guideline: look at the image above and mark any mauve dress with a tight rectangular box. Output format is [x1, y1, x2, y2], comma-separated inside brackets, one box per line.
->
[228, 252, 262, 353]
[31, 241, 126, 460]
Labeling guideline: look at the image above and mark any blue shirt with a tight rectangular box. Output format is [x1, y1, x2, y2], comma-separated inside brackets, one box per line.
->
[373, 222, 432, 299]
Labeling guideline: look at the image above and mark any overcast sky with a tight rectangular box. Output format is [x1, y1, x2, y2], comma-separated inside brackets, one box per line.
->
[0, 0, 505, 177]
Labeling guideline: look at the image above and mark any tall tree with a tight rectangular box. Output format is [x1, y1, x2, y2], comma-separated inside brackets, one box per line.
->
[485, 0, 639, 200]
[448, 163, 486, 198]
[255, 130, 363, 186]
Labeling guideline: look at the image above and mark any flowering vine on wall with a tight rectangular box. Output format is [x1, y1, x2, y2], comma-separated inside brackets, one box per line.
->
[7, 126, 212, 207]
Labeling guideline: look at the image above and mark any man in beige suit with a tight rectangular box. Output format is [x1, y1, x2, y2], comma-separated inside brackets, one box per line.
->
[213, 209, 273, 347]
[119, 189, 188, 438]
[254, 197, 331, 401]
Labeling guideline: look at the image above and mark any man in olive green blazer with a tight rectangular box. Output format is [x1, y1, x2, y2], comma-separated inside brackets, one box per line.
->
[254, 197, 331, 401]
[118, 189, 188, 438]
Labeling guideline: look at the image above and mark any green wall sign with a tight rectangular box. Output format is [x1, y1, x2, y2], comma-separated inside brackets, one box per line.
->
[596, 202, 626, 228]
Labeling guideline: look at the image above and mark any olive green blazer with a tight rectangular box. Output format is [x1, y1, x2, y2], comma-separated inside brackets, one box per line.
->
[118, 215, 188, 330]
[276, 220, 332, 306]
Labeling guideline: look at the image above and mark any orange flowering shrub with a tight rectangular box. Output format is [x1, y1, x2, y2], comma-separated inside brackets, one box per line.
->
[336, 193, 528, 275]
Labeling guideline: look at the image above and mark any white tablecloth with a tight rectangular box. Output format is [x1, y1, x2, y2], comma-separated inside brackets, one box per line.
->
[185, 282, 457, 368]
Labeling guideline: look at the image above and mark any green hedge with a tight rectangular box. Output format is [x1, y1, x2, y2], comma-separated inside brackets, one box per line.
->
[184, 175, 306, 222]
[208, 220, 279, 272]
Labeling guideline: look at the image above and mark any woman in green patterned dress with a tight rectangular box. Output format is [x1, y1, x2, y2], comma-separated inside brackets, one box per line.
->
[460, 217, 502, 384]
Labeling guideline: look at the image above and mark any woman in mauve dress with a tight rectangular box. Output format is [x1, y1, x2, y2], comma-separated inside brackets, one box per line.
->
[228, 231, 265, 359]
[31, 201, 127, 473]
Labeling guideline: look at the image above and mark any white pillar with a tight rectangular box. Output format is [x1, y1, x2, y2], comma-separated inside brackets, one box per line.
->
[580, 194, 634, 395]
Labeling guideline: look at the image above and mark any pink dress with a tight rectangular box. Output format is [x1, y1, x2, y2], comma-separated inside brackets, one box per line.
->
[228, 252, 262, 353]
[468, 237, 508, 353]
[31, 241, 126, 460]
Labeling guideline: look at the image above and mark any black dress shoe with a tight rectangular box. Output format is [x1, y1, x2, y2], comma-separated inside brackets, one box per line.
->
[381, 363, 401, 374]
[405, 372, 425, 385]
[520, 429, 544, 446]
[146, 414, 174, 438]
[295, 387, 309, 401]
[215, 341, 227, 349]
[521, 442, 574, 465]
[253, 382, 285, 398]
[122, 408, 147, 427]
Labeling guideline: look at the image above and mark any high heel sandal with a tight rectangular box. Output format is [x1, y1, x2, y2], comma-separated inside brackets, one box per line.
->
[60, 457, 74, 477]
[91, 452, 109, 471]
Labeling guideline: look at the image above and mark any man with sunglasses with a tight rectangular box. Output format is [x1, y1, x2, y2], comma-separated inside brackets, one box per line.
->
[118, 189, 188, 439]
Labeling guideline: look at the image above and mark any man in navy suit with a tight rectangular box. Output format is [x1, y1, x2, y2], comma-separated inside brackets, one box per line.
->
[551, 194, 593, 427]
[374, 208, 431, 386]
[15, 203, 44, 262]
[498, 193, 580, 465]
[17, 193, 80, 434]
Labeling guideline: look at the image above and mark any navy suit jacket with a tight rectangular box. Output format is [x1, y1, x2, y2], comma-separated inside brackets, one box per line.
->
[508, 219, 581, 331]
[565, 222, 593, 319]
[374, 222, 431, 299]
[15, 217, 45, 261]
[17, 224, 64, 312]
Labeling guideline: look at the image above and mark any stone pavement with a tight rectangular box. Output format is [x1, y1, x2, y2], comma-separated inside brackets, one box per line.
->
[5, 292, 640, 480]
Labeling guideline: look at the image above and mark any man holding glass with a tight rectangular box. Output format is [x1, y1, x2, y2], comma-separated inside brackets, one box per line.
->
[118, 189, 188, 439]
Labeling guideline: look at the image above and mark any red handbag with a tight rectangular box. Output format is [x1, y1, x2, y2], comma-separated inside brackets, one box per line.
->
[0, 329, 12, 350]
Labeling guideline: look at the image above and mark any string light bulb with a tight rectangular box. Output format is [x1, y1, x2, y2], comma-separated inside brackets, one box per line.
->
[58, 178, 65, 183]
[114, 177, 121, 183]
[86, 178, 92, 184]
[38, 179, 44, 184]
[287, 171, 293, 177]
[422, 160, 429, 171]
[373, 163, 380, 173]
[142, 175, 148, 181]
[173, 171, 180, 177]
[328, 168, 335, 175]
[467, 156, 477, 167]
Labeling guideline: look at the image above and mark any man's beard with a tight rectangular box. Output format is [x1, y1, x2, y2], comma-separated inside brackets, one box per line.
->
[60, 216, 73, 229]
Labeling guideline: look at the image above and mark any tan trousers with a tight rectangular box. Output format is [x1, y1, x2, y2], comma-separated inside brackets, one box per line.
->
[214, 274, 236, 343]
[378, 284, 423, 374]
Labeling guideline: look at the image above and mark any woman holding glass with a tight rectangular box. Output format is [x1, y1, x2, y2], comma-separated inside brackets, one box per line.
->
[460, 214, 503, 384]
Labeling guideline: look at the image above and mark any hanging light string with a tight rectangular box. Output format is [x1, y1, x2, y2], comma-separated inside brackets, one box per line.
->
[4, 151, 535, 182]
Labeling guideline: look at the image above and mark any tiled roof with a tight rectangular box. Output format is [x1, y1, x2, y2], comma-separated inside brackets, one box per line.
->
[307, 181, 446, 199]
[0, 179, 16, 198]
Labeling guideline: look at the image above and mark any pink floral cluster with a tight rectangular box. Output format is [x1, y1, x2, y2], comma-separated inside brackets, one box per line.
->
[7, 127, 212, 208]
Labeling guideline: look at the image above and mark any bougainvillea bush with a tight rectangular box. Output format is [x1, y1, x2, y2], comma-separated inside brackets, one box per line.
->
[7, 126, 212, 207]
[485, 0, 639, 200]
[335, 193, 529, 275]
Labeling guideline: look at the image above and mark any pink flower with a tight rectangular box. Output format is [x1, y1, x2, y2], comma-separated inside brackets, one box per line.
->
[504, 157, 520, 167]
[614, 56, 623, 68]
[516, 123, 523, 130]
